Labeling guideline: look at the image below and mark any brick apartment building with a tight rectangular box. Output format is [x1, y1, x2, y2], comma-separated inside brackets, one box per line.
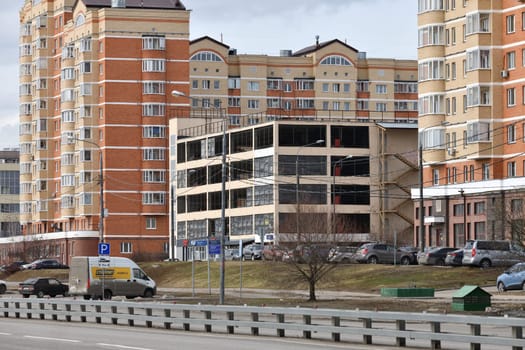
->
[9, 0, 189, 264]
[415, 0, 525, 249]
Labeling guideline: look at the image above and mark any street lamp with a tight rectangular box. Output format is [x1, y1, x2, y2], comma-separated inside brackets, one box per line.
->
[295, 140, 324, 237]
[332, 155, 352, 234]
[69, 137, 104, 244]
[171, 90, 227, 304]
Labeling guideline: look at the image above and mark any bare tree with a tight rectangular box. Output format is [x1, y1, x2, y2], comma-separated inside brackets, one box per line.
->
[277, 205, 360, 301]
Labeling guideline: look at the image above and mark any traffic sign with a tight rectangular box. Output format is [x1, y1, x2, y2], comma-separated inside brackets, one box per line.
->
[190, 239, 208, 247]
[98, 242, 110, 255]
[209, 240, 221, 255]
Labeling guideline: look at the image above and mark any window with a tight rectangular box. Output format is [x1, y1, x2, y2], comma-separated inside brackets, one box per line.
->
[343, 83, 350, 93]
[143, 81, 165, 94]
[228, 97, 240, 107]
[267, 79, 282, 90]
[142, 104, 165, 116]
[419, 94, 444, 114]
[142, 59, 165, 72]
[356, 81, 369, 92]
[433, 169, 440, 185]
[320, 55, 352, 66]
[142, 36, 165, 50]
[295, 79, 314, 90]
[248, 81, 259, 91]
[507, 88, 516, 106]
[508, 161, 517, 177]
[467, 85, 490, 106]
[376, 102, 387, 112]
[507, 15, 515, 34]
[80, 193, 92, 205]
[143, 192, 165, 205]
[322, 101, 329, 110]
[79, 84, 92, 96]
[228, 77, 240, 89]
[79, 61, 91, 73]
[248, 100, 259, 109]
[143, 126, 166, 138]
[322, 83, 329, 92]
[333, 83, 340, 92]
[120, 242, 132, 254]
[474, 201, 485, 215]
[296, 98, 314, 109]
[507, 51, 516, 69]
[418, 25, 445, 46]
[482, 163, 490, 180]
[79, 37, 91, 52]
[190, 51, 222, 62]
[467, 122, 490, 142]
[451, 27, 456, 45]
[80, 150, 91, 161]
[333, 101, 340, 110]
[466, 49, 490, 70]
[357, 100, 368, 110]
[202, 80, 210, 89]
[213, 80, 220, 89]
[418, 0, 444, 13]
[143, 170, 165, 183]
[508, 124, 516, 144]
[419, 59, 444, 81]
[143, 148, 165, 160]
[146, 217, 156, 229]
[61, 110, 74, 123]
[61, 68, 74, 80]
[375, 84, 387, 94]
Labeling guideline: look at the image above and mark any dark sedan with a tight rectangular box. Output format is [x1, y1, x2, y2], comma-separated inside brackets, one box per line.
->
[445, 249, 464, 266]
[18, 277, 69, 298]
[418, 247, 457, 266]
[24, 259, 69, 270]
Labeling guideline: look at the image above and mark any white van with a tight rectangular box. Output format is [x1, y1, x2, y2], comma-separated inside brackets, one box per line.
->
[68, 256, 156, 300]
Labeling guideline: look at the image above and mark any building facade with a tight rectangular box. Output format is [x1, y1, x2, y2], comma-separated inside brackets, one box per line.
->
[415, 0, 525, 249]
[169, 38, 419, 260]
[9, 0, 189, 264]
[0, 149, 20, 238]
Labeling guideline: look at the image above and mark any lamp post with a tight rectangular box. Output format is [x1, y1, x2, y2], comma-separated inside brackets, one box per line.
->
[332, 155, 352, 234]
[70, 137, 104, 244]
[171, 90, 227, 305]
[295, 140, 324, 237]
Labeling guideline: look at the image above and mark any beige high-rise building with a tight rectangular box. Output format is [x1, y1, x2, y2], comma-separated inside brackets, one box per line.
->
[415, 0, 525, 249]
[169, 37, 419, 260]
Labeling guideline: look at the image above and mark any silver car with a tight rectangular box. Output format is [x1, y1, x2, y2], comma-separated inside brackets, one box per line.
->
[462, 240, 525, 268]
[242, 243, 263, 260]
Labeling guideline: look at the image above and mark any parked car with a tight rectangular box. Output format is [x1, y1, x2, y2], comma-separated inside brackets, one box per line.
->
[462, 240, 525, 268]
[242, 243, 263, 260]
[418, 247, 458, 266]
[23, 259, 69, 270]
[262, 245, 289, 261]
[224, 248, 241, 261]
[496, 262, 525, 292]
[445, 249, 465, 266]
[0, 261, 28, 274]
[354, 243, 414, 265]
[0, 280, 6, 294]
[18, 277, 69, 298]
[328, 246, 358, 264]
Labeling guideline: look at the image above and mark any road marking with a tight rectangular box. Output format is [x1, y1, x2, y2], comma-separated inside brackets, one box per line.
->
[24, 335, 80, 343]
[0, 332, 11, 336]
[97, 344, 154, 350]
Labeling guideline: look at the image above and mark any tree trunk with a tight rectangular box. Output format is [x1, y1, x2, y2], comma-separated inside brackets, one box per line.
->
[308, 279, 317, 301]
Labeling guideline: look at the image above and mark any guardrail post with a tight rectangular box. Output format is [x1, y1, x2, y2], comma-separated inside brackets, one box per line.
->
[3, 301, 9, 317]
[469, 323, 481, 350]
[430, 321, 441, 350]
[361, 318, 372, 344]
[276, 313, 285, 337]
[111, 306, 118, 325]
[39, 302, 45, 320]
[26, 302, 32, 319]
[396, 320, 406, 347]
[80, 304, 86, 322]
[227, 312, 234, 334]
[14, 302, 20, 318]
[331, 316, 341, 342]
[512, 326, 523, 350]
[127, 307, 134, 326]
[183, 309, 190, 331]
[163, 308, 171, 329]
[145, 308, 153, 328]
[95, 305, 102, 324]
[204, 311, 212, 332]
[303, 315, 311, 339]
[65, 304, 71, 322]
[51, 303, 58, 321]
[250, 312, 259, 336]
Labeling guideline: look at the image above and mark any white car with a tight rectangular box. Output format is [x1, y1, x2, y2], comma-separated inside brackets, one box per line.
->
[0, 280, 6, 294]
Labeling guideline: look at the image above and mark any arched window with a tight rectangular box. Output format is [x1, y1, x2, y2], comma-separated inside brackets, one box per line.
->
[75, 14, 85, 27]
[320, 55, 352, 66]
[190, 51, 223, 62]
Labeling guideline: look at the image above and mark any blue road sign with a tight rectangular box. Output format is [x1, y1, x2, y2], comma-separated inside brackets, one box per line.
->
[98, 242, 110, 255]
[190, 239, 208, 247]
[209, 240, 221, 255]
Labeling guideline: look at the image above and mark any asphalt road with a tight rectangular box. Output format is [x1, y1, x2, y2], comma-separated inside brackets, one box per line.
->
[0, 318, 421, 350]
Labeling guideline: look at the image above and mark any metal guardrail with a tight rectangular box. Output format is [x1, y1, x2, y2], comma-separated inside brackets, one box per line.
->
[0, 298, 523, 349]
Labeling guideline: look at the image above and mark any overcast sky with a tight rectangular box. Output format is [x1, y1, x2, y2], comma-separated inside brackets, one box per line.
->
[0, 0, 417, 148]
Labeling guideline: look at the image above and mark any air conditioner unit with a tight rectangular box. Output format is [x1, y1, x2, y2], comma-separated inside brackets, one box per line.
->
[501, 70, 509, 78]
